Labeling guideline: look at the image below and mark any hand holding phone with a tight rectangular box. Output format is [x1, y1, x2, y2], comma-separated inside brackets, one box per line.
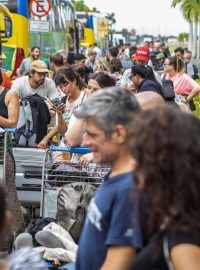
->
[51, 98, 62, 106]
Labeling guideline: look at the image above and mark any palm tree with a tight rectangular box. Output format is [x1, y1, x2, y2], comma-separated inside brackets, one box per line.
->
[182, 0, 200, 58]
[171, 0, 200, 59]
[105, 12, 116, 45]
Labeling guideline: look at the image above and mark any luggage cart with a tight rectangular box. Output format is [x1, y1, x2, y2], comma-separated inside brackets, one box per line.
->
[0, 128, 16, 185]
[40, 145, 110, 218]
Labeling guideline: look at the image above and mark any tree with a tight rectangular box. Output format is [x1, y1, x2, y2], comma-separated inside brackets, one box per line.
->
[105, 12, 116, 45]
[72, 0, 100, 13]
[171, 0, 200, 59]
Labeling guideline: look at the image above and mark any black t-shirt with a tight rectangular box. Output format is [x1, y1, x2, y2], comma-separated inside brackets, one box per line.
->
[0, 88, 9, 120]
[138, 79, 163, 96]
[130, 229, 200, 270]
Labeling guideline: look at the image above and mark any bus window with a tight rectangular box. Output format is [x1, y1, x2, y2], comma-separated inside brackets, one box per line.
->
[0, 0, 79, 76]
[4, 17, 12, 37]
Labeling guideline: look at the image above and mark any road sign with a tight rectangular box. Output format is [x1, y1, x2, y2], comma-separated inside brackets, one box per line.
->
[97, 18, 108, 38]
[30, 20, 50, 32]
[30, 0, 51, 18]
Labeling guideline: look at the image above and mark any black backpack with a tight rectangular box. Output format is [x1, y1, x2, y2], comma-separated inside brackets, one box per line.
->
[161, 75, 175, 101]
[15, 94, 51, 147]
[192, 64, 199, 80]
[185, 62, 199, 80]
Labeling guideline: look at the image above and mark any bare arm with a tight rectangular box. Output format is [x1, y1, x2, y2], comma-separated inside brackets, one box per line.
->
[38, 125, 59, 148]
[100, 246, 135, 270]
[0, 91, 19, 128]
[57, 113, 67, 136]
[171, 244, 200, 270]
[65, 118, 85, 147]
[187, 86, 200, 102]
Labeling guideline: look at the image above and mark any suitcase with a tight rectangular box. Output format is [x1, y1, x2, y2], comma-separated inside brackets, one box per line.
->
[13, 147, 48, 204]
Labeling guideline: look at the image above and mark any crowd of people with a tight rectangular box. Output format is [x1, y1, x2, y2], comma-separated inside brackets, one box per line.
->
[0, 40, 200, 269]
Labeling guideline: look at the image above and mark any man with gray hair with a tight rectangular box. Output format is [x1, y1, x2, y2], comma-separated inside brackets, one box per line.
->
[74, 87, 143, 270]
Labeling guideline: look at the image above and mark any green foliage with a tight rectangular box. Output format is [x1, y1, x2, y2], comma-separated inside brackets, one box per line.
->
[193, 80, 200, 118]
[177, 32, 189, 42]
[171, 0, 200, 22]
[72, 0, 100, 13]
[105, 13, 116, 29]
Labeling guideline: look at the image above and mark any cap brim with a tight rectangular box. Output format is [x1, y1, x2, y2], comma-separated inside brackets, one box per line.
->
[31, 68, 50, 73]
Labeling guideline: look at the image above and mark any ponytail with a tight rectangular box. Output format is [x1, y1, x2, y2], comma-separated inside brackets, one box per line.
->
[176, 57, 184, 73]
[74, 71, 85, 90]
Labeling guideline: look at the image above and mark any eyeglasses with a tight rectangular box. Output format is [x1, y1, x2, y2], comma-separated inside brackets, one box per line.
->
[163, 63, 171, 66]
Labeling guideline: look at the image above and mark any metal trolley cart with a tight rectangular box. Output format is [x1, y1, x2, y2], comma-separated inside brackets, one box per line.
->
[40, 145, 110, 218]
[0, 128, 16, 185]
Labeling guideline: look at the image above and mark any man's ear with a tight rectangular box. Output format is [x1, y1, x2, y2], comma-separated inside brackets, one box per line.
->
[112, 125, 127, 144]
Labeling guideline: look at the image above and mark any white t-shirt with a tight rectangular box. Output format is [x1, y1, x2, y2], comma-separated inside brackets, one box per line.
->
[55, 91, 87, 161]
[11, 76, 59, 100]
[62, 91, 86, 128]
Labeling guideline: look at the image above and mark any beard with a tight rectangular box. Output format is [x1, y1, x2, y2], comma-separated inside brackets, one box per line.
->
[32, 55, 40, 60]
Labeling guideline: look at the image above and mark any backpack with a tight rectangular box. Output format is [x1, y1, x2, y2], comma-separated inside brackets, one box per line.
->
[161, 74, 175, 101]
[57, 182, 97, 243]
[185, 62, 199, 80]
[15, 94, 51, 147]
[192, 64, 199, 80]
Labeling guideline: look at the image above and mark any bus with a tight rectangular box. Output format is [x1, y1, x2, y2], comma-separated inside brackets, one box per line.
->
[0, 3, 12, 68]
[76, 12, 108, 50]
[0, 0, 80, 78]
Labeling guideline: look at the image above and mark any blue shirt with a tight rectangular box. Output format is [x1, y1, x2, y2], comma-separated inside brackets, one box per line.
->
[76, 172, 143, 270]
[20, 57, 32, 75]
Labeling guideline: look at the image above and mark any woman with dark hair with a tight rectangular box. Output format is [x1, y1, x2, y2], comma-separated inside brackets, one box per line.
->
[38, 67, 86, 150]
[86, 72, 115, 96]
[129, 107, 200, 270]
[163, 56, 200, 110]
[129, 64, 163, 96]
[49, 52, 65, 80]
[0, 70, 24, 252]
[109, 58, 123, 86]
[65, 73, 115, 166]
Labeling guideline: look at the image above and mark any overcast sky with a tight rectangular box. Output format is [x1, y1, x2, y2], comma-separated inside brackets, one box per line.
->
[84, 0, 188, 36]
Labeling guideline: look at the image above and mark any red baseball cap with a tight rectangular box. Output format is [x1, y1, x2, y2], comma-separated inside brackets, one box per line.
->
[135, 46, 150, 63]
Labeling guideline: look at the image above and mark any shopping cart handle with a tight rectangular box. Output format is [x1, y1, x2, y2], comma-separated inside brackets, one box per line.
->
[3, 128, 17, 135]
[49, 145, 92, 154]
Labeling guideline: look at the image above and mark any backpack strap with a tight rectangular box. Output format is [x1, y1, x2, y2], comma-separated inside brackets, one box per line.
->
[162, 73, 167, 81]
[80, 92, 86, 105]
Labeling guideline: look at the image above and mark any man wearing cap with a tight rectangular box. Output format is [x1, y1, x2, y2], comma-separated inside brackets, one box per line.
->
[11, 60, 59, 102]
[155, 52, 165, 73]
[120, 46, 162, 91]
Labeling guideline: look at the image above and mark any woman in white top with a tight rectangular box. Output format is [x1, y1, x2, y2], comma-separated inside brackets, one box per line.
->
[38, 67, 86, 149]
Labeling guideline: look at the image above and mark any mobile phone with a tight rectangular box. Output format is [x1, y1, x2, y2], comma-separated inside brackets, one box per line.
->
[51, 98, 62, 106]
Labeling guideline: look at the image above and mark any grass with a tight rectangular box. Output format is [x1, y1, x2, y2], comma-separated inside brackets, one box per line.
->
[193, 81, 200, 118]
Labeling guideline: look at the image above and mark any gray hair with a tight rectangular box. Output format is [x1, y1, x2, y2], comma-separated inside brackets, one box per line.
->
[74, 87, 140, 136]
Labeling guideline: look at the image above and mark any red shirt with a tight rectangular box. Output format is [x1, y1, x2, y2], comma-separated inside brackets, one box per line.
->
[2, 71, 12, 89]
